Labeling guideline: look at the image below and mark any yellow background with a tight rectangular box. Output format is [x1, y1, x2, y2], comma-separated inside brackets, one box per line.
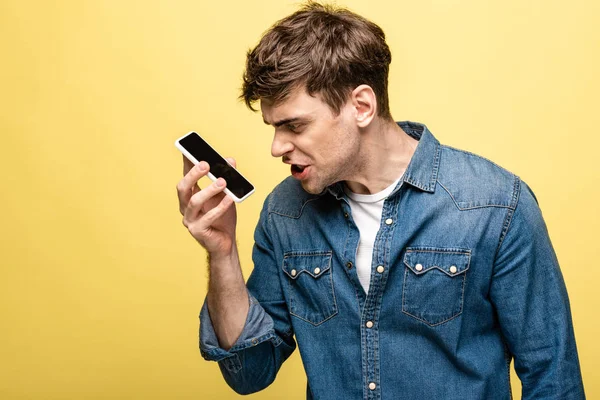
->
[1, 0, 598, 398]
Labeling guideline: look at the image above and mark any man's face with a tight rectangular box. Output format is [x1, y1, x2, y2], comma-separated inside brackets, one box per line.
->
[261, 88, 362, 194]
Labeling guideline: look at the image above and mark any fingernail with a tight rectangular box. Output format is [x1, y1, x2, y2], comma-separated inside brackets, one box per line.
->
[197, 162, 207, 171]
[216, 178, 225, 187]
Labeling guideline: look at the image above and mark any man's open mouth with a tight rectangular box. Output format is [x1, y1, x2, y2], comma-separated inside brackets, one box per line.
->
[292, 164, 306, 173]
[291, 164, 310, 180]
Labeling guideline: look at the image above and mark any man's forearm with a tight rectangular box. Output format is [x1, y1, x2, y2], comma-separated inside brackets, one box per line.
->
[206, 248, 250, 350]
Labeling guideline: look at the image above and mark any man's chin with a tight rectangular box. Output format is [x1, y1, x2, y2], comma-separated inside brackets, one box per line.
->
[300, 180, 324, 195]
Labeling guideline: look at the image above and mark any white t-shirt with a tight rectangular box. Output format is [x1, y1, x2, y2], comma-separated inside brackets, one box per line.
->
[344, 177, 402, 294]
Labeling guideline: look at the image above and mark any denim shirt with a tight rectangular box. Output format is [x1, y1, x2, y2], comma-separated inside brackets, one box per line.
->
[199, 121, 585, 399]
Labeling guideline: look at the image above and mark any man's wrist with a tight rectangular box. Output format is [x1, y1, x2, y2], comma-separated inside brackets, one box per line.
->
[208, 246, 239, 267]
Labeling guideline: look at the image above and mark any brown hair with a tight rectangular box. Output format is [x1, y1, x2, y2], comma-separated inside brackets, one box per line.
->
[240, 1, 393, 119]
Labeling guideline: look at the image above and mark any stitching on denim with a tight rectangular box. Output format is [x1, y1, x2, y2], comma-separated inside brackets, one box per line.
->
[401, 264, 467, 327]
[290, 308, 339, 326]
[429, 139, 442, 189]
[283, 250, 333, 257]
[402, 267, 409, 318]
[403, 249, 471, 277]
[343, 207, 364, 317]
[366, 195, 399, 400]
[401, 273, 466, 328]
[269, 196, 321, 219]
[288, 274, 339, 326]
[342, 203, 353, 266]
[404, 177, 433, 192]
[401, 266, 465, 326]
[328, 255, 339, 326]
[283, 253, 338, 326]
[221, 353, 242, 373]
[442, 144, 517, 177]
[438, 180, 512, 210]
[403, 263, 469, 277]
[437, 180, 463, 210]
[203, 331, 281, 362]
[283, 267, 329, 279]
[458, 263, 467, 321]
[403, 133, 440, 192]
[494, 175, 521, 259]
[456, 203, 513, 210]
[282, 251, 333, 279]
[405, 247, 471, 254]
[503, 340, 513, 399]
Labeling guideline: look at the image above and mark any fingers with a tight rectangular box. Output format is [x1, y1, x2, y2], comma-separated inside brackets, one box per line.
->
[184, 177, 228, 221]
[182, 154, 195, 175]
[176, 160, 209, 213]
[190, 194, 235, 234]
[177, 156, 236, 216]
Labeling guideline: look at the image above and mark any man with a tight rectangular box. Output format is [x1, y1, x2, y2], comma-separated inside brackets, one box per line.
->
[176, 2, 585, 399]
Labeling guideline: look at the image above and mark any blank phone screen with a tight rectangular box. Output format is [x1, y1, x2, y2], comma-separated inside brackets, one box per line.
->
[179, 133, 254, 199]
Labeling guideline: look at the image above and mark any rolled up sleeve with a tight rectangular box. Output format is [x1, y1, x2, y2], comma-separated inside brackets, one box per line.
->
[197, 194, 296, 395]
[199, 293, 283, 368]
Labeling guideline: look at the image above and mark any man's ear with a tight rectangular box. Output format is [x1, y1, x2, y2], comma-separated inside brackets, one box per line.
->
[351, 84, 377, 128]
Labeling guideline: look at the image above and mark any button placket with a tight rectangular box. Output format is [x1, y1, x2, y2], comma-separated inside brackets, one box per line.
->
[363, 193, 398, 399]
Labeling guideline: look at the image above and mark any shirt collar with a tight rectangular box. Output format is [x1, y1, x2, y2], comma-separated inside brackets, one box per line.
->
[397, 121, 441, 193]
[326, 120, 441, 198]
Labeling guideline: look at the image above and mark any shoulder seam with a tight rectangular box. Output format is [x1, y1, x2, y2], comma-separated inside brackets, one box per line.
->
[494, 175, 522, 259]
[442, 144, 515, 176]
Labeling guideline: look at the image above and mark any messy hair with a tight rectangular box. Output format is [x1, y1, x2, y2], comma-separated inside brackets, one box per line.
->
[240, 1, 393, 119]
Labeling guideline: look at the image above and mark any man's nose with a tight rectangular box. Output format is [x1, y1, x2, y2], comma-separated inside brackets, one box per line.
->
[271, 131, 294, 158]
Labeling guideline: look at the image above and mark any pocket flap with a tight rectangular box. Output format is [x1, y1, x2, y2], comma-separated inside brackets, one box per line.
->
[404, 247, 471, 277]
[282, 251, 332, 280]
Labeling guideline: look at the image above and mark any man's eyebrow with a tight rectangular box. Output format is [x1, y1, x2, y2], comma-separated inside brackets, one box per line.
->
[263, 117, 304, 128]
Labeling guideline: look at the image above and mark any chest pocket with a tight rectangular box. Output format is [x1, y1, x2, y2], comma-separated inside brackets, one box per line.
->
[282, 251, 338, 326]
[402, 247, 471, 326]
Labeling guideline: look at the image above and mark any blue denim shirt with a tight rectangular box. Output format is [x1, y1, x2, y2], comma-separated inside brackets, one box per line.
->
[199, 121, 585, 399]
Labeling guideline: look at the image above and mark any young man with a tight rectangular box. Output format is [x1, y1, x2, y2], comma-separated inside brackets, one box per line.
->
[176, 3, 585, 399]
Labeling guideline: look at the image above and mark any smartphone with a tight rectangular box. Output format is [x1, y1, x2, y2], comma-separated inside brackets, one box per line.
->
[175, 132, 255, 203]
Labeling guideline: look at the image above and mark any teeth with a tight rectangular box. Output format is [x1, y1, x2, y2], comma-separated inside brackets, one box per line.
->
[293, 164, 306, 172]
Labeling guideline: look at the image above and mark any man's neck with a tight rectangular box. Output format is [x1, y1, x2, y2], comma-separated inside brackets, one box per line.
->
[345, 119, 419, 195]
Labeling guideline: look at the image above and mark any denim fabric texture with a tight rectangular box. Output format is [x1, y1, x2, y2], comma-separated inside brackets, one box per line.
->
[199, 121, 585, 399]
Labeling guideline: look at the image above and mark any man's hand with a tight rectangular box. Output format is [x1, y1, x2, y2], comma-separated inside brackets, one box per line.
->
[177, 155, 249, 350]
[177, 155, 237, 256]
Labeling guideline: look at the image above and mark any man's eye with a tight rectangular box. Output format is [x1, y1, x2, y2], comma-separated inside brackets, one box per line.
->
[287, 124, 303, 133]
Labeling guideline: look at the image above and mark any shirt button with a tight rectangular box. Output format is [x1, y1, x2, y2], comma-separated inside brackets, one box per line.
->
[415, 263, 423, 272]
[369, 382, 376, 390]
[377, 265, 385, 273]
[344, 212, 349, 218]
[449, 265, 457, 274]
[346, 261, 353, 269]
[291, 269, 297, 277]
[366, 321, 374, 328]
[385, 218, 393, 225]
[314, 267, 321, 275]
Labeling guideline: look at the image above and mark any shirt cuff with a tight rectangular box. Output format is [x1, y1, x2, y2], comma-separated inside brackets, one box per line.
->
[199, 292, 283, 364]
